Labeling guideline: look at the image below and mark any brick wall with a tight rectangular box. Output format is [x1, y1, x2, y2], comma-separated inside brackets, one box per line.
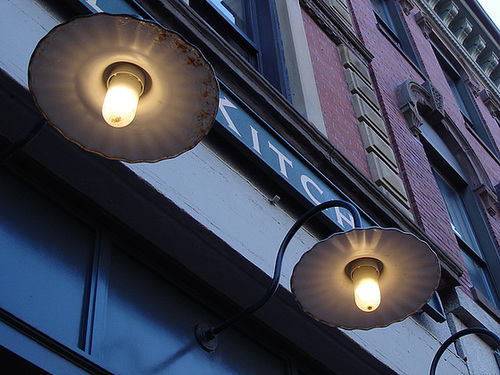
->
[301, 0, 500, 302]
[348, 0, 473, 285]
[302, 9, 372, 178]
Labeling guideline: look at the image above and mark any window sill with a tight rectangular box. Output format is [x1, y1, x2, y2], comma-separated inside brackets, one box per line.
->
[471, 287, 500, 325]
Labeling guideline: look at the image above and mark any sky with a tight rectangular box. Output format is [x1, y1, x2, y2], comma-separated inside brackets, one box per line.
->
[477, 0, 500, 30]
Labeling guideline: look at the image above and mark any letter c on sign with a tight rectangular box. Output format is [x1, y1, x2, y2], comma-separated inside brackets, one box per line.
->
[301, 175, 323, 205]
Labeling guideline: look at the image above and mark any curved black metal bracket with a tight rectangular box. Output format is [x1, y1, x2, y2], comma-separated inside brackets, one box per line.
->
[195, 200, 362, 352]
[0, 116, 47, 166]
[430, 327, 500, 374]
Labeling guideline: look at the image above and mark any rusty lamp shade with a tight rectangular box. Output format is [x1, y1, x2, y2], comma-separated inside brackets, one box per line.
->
[28, 13, 218, 162]
[291, 227, 440, 330]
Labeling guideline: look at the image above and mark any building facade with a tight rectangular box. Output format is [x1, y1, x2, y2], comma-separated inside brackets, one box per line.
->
[1, 0, 500, 374]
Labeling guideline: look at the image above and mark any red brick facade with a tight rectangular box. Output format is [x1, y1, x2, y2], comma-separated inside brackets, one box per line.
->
[302, 9, 372, 178]
[304, 0, 500, 302]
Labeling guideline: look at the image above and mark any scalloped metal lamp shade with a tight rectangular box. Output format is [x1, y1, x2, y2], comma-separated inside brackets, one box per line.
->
[28, 13, 219, 162]
[291, 228, 440, 330]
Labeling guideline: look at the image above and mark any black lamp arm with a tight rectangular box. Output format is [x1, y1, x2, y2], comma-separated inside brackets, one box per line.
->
[195, 199, 362, 352]
[0, 116, 47, 166]
[429, 327, 500, 374]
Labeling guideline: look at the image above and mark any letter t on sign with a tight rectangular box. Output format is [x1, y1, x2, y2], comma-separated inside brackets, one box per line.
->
[268, 141, 293, 178]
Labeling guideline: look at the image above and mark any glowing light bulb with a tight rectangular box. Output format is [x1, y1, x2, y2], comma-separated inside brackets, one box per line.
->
[102, 64, 145, 128]
[351, 263, 381, 312]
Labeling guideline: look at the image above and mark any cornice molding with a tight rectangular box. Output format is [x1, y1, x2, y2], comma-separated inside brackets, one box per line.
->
[414, 0, 500, 103]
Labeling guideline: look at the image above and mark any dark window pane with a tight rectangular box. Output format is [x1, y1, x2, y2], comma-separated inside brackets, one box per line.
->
[432, 167, 499, 307]
[0, 171, 94, 347]
[435, 48, 498, 155]
[370, 0, 420, 66]
[462, 251, 498, 305]
[443, 70, 471, 119]
[98, 247, 286, 374]
[372, 0, 398, 36]
[209, 0, 247, 30]
[433, 169, 481, 255]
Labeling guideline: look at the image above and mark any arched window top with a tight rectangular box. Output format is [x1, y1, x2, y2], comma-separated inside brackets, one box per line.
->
[397, 79, 497, 217]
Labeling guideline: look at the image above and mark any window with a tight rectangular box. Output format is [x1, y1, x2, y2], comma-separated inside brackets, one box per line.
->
[435, 49, 498, 155]
[422, 125, 500, 308]
[189, 0, 290, 97]
[433, 169, 499, 306]
[370, 0, 420, 66]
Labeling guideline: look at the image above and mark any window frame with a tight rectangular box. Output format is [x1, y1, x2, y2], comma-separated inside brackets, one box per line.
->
[189, 0, 290, 98]
[422, 131, 500, 309]
[190, 0, 259, 65]
[370, 0, 421, 67]
[433, 47, 499, 156]
[433, 167, 500, 307]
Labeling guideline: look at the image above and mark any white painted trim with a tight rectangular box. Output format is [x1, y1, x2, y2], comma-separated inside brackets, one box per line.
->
[276, 0, 327, 135]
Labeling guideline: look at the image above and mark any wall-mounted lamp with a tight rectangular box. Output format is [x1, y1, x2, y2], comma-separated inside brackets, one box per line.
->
[430, 327, 500, 374]
[196, 200, 440, 352]
[26, 13, 218, 163]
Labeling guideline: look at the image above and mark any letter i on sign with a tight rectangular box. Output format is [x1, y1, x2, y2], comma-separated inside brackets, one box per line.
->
[250, 126, 261, 154]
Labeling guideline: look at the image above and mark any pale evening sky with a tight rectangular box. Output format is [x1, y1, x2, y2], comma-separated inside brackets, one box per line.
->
[477, 0, 500, 30]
